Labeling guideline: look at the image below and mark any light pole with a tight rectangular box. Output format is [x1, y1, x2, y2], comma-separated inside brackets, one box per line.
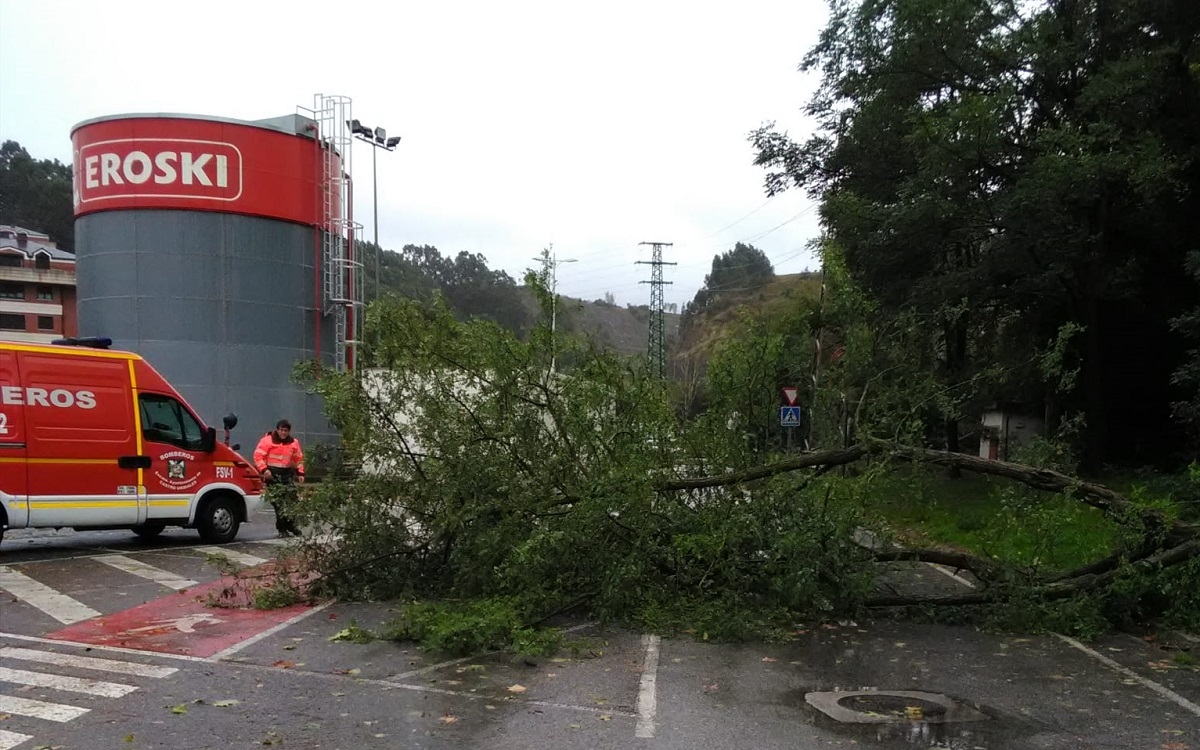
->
[533, 245, 576, 373]
[347, 119, 401, 301]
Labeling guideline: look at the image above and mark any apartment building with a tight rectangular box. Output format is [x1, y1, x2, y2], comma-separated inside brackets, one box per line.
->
[0, 225, 78, 343]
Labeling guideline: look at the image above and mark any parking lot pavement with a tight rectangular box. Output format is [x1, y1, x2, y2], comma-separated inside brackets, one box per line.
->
[209, 601, 1199, 750]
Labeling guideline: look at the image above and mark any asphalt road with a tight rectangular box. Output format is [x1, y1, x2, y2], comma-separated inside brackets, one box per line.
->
[0, 520, 1198, 749]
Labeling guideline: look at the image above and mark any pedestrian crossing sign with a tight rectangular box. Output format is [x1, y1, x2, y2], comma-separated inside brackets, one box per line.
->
[780, 406, 801, 427]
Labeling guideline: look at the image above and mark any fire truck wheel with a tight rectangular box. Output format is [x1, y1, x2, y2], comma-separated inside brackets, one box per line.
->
[132, 523, 166, 539]
[197, 494, 241, 544]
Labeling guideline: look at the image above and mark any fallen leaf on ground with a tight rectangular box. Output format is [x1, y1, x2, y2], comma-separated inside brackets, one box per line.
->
[599, 714, 611, 721]
[214, 700, 240, 708]
[273, 660, 296, 669]
[507, 684, 527, 693]
[440, 714, 459, 724]
[761, 657, 777, 663]
[170, 704, 188, 715]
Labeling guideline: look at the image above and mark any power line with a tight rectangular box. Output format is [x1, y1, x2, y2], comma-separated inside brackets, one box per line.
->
[699, 197, 776, 240]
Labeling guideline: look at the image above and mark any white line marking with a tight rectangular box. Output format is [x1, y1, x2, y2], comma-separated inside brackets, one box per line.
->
[386, 680, 637, 716]
[0, 566, 101, 624]
[635, 634, 661, 738]
[0, 729, 32, 750]
[925, 563, 976, 588]
[4, 539, 283, 567]
[194, 547, 269, 567]
[0, 646, 178, 678]
[0, 693, 90, 722]
[96, 554, 197, 590]
[207, 602, 331, 662]
[387, 621, 600, 681]
[1053, 634, 1200, 718]
[390, 654, 478, 680]
[0, 666, 137, 697]
[253, 538, 291, 547]
[0, 631, 210, 663]
[928, 560, 1200, 717]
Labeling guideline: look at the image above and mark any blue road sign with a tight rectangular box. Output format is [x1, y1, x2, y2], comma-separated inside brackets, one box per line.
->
[780, 406, 801, 427]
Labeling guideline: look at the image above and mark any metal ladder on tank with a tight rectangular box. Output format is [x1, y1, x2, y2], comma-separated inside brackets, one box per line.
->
[312, 94, 365, 373]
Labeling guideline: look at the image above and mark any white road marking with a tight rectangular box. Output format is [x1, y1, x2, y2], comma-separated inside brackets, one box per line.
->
[635, 634, 661, 738]
[1053, 634, 1200, 717]
[0, 693, 89, 722]
[95, 554, 197, 590]
[207, 602, 331, 662]
[0, 646, 177, 678]
[928, 561, 1200, 718]
[0, 631, 209, 663]
[0, 729, 32, 750]
[194, 547, 268, 567]
[387, 621, 601, 680]
[925, 562, 976, 588]
[0, 666, 137, 697]
[0, 566, 101, 624]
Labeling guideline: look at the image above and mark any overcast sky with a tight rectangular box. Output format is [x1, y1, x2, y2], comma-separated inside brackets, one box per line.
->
[0, 0, 827, 309]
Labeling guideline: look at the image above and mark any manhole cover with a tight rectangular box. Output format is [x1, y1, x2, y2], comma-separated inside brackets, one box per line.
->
[805, 690, 989, 724]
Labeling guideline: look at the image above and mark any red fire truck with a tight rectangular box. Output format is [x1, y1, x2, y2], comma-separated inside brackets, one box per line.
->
[0, 337, 264, 544]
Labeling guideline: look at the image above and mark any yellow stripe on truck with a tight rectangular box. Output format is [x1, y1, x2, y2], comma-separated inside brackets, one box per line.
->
[148, 499, 190, 507]
[128, 359, 144, 492]
[27, 501, 141, 509]
[0, 458, 116, 465]
[0, 343, 139, 360]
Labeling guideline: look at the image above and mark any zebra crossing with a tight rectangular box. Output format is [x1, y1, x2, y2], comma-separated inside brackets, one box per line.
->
[0, 644, 179, 749]
[0, 538, 290, 628]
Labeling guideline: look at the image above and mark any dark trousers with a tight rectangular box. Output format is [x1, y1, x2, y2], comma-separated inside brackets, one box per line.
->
[264, 466, 300, 535]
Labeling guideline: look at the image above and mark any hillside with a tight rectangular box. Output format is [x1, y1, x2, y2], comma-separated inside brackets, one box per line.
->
[673, 272, 824, 364]
[558, 296, 681, 359]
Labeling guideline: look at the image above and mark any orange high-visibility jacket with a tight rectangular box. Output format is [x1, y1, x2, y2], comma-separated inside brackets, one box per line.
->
[253, 431, 305, 475]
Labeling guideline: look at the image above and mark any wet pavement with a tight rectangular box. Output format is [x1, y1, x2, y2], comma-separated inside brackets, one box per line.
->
[0, 524, 1198, 748]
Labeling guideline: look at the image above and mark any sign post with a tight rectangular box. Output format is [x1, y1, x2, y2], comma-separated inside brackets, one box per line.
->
[780, 387, 800, 451]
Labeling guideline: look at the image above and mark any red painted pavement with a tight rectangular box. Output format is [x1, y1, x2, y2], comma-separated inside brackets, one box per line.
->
[46, 566, 315, 658]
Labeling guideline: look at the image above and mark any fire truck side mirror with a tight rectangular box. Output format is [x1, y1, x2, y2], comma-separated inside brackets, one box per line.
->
[222, 413, 238, 430]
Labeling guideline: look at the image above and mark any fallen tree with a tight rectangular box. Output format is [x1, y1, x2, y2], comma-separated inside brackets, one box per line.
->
[653, 439, 1200, 609]
[288, 294, 1200, 644]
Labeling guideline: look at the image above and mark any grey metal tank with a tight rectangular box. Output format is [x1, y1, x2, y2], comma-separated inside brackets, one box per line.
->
[74, 210, 337, 447]
[70, 104, 363, 457]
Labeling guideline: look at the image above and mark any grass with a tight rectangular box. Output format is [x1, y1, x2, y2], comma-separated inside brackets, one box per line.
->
[860, 467, 1123, 572]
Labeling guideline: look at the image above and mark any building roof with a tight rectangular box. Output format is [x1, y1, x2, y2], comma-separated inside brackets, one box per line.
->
[0, 225, 50, 241]
[0, 225, 75, 262]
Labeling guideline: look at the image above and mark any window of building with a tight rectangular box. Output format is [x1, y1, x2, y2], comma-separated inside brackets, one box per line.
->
[0, 254, 21, 267]
[0, 282, 23, 300]
[0, 313, 24, 330]
[37, 316, 54, 331]
[36, 286, 53, 301]
[34, 253, 50, 270]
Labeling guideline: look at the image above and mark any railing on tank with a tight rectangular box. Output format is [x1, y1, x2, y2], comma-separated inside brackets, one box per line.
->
[306, 93, 365, 374]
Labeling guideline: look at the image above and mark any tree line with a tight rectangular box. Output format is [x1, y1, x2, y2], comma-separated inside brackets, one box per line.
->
[752, 0, 1200, 470]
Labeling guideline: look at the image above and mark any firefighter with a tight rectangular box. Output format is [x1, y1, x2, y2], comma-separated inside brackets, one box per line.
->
[253, 419, 305, 536]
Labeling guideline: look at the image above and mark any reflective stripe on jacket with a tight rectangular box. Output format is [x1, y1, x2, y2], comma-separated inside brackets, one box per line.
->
[253, 431, 305, 475]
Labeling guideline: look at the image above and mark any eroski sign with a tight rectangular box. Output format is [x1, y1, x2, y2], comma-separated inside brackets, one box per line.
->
[76, 139, 244, 204]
